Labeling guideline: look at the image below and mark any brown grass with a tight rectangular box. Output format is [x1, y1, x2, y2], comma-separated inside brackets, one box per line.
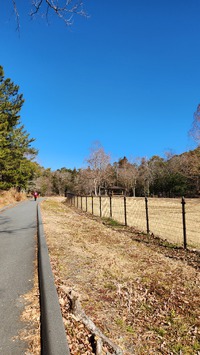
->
[41, 197, 200, 355]
[76, 196, 200, 249]
[0, 188, 27, 208]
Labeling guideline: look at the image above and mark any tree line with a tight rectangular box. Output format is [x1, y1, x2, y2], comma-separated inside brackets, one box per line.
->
[33, 143, 200, 198]
[1, 65, 200, 198]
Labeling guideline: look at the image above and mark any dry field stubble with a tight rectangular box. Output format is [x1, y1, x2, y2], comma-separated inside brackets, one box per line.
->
[41, 197, 200, 355]
[80, 197, 200, 249]
[146, 198, 200, 248]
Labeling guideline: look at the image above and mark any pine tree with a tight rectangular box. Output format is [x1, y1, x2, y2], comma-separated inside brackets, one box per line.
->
[0, 66, 37, 190]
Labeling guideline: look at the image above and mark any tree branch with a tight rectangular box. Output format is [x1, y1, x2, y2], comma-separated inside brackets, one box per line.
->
[12, 0, 20, 31]
[30, 0, 88, 25]
[10, 0, 88, 27]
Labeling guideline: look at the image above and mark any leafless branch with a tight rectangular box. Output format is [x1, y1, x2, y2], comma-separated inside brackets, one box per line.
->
[12, 0, 20, 31]
[189, 104, 200, 144]
[10, 0, 88, 28]
[30, 0, 88, 26]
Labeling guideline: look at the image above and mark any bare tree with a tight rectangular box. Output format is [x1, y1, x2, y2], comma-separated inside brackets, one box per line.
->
[33, 167, 53, 195]
[189, 104, 200, 144]
[11, 0, 87, 28]
[137, 157, 151, 196]
[86, 142, 110, 196]
[117, 157, 138, 196]
[52, 169, 72, 195]
[74, 167, 94, 195]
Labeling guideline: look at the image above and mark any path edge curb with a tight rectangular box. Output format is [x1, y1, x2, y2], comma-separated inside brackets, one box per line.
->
[37, 204, 70, 355]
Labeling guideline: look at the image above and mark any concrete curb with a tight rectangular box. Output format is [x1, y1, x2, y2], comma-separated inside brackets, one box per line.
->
[37, 204, 70, 355]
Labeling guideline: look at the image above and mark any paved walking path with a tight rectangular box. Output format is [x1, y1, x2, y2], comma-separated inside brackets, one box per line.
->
[0, 199, 39, 354]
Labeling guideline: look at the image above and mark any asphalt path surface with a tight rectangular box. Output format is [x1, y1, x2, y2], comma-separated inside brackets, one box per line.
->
[0, 199, 39, 354]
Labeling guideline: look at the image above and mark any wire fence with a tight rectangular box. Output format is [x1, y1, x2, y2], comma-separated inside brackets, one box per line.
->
[66, 194, 200, 249]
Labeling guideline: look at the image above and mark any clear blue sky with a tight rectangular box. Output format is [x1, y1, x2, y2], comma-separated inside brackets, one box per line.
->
[1, 0, 200, 170]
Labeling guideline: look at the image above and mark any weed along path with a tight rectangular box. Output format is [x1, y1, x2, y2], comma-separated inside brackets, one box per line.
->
[0, 199, 39, 354]
[41, 197, 200, 355]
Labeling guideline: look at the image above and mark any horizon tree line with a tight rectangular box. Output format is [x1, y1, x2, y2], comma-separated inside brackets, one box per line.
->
[33, 143, 200, 198]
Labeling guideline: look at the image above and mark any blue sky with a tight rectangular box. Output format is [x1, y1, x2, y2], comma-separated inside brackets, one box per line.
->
[1, 0, 200, 170]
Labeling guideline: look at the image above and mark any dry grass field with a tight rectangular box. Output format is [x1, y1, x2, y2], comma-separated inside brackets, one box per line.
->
[41, 197, 200, 355]
[75, 196, 200, 249]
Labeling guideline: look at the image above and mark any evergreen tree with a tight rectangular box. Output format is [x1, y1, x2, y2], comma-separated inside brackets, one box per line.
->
[0, 65, 37, 190]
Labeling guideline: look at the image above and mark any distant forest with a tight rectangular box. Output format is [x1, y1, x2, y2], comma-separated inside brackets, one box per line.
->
[32, 144, 200, 198]
[1, 65, 200, 198]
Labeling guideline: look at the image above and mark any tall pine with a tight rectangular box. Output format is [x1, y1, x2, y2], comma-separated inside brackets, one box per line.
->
[0, 66, 37, 190]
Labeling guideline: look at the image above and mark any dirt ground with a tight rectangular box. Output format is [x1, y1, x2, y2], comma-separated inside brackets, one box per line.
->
[41, 197, 200, 355]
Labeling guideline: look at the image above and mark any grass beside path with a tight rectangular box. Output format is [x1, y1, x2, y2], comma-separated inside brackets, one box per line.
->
[0, 189, 27, 209]
[41, 197, 200, 355]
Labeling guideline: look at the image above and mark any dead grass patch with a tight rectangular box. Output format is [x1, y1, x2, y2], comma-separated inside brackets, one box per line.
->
[41, 197, 200, 355]
[78, 196, 200, 248]
[0, 188, 27, 208]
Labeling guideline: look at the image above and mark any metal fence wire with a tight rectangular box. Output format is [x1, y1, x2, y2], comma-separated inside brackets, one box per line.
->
[66, 195, 200, 249]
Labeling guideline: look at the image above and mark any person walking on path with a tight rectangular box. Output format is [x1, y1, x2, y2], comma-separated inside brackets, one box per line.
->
[0, 199, 38, 354]
[33, 191, 39, 201]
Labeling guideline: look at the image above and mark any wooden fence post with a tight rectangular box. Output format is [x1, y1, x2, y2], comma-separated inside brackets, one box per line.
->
[124, 196, 127, 226]
[110, 196, 112, 218]
[92, 196, 94, 215]
[145, 197, 150, 234]
[181, 197, 187, 249]
[99, 196, 102, 217]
